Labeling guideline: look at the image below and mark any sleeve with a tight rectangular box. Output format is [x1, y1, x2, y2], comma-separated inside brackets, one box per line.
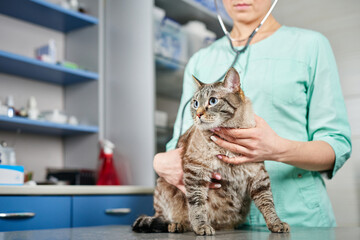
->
[165, 54, 199, 151]
[307, 34, 352, 179]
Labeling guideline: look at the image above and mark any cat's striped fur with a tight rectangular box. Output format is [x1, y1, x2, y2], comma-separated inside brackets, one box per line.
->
[133, 68, 290, 235]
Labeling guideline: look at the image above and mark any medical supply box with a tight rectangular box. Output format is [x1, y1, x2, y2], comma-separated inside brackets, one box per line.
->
[0, 165, 24, 185]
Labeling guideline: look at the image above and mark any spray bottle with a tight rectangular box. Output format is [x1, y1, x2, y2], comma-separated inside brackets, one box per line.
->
[96, 140, 120, 185]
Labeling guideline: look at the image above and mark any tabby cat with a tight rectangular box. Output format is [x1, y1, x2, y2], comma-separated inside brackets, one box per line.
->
[132, 68, 290, 235]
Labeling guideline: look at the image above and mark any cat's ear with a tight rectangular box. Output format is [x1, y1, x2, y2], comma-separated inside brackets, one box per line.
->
[224, 67, 245, 102]
[192, 75, 204, 88]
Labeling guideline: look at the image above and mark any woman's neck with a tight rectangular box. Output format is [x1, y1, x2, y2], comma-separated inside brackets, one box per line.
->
[230, 15, 281, 47]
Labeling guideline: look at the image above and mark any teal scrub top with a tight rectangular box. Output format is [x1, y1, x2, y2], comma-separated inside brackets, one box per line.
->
[166, 26, 352, 227]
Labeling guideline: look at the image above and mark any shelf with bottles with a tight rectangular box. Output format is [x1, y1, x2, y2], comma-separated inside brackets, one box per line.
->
[0, 50, 98, 85]
[0, 0, 98, 33]
[155, 0, 232, 38]
[0, 115, 98, 136]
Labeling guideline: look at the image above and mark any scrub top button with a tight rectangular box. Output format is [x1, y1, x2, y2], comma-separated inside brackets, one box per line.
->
[297, 173, 302, 178]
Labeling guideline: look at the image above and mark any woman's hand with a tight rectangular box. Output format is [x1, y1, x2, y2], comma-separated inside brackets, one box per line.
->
[210, 115, 284, 164]
[153, 148, 222, 194]
[153, 148, 186, 193]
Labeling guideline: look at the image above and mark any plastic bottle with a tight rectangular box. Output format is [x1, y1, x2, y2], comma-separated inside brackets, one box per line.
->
[96, 140, 120, 185]
[182, 21, 216, 60]
[48, 39, 57, 64]
[27, 96, 39, 120]
[6, 95, 15, 118]
[0, 141, 16, 165]
[0, 100, 8, 116]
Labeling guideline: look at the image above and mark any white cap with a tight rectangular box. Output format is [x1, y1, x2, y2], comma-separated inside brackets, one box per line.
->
[101, 139, 115, 155]
[183, 21, 207, 33]
[153, 6, 165, 19]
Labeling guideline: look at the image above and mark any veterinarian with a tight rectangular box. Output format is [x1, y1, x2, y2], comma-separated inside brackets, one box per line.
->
[153, 0, 352, 227]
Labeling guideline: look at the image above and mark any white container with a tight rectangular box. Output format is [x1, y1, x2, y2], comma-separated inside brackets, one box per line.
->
[68, 115, 79, 125]
[182, 21, 216, 59]
[41, 109, 67, 124]
[153, 6, 166, 57]
[35, 39, 57, 64]
[0, 100, 8, 116]
[0, 142, 16, 165]
[27, 96, 39, 120]
[153, 7, 187, 63]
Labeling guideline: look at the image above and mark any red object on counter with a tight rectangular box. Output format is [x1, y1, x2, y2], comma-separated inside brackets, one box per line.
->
[96, 140, 120, 185]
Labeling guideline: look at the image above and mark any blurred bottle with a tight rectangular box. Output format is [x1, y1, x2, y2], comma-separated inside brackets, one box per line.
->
[6, 95, 15, 118]
[96, 140, 120, 185]
[27, 96, 39, 120]
[182, 21, 216, 61]
[0, 141, 16, 165]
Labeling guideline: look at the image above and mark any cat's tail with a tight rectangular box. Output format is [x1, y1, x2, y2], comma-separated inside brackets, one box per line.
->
[132, 215, 169, 233]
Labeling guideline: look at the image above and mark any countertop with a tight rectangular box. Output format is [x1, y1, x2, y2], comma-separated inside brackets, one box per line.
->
[0, 185, 154, 195]
[1, 225, 360, 240]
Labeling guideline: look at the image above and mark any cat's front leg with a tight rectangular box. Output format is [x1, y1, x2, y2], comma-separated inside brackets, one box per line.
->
[183, 163, 215, 236]
[248, 165, 290, 233]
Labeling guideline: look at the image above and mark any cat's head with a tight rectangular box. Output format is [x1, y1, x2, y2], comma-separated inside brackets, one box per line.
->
[191, 67, 246, 130]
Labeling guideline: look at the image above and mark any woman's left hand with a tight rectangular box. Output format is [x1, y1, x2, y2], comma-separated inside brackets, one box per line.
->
[210, 115, 284, 164]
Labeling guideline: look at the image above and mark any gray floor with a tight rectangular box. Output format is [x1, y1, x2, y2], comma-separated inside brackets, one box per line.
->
[1, 225, 360, 240]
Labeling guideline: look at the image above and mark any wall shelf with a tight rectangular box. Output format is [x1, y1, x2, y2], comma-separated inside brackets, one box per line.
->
[0, 116, 98, 136]
[0, 50, 98, 85]
[0, 0, 98, 33]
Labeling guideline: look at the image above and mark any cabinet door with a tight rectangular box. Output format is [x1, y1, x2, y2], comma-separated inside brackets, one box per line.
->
[0, 196, 71, 232]
[72, 194, 154, 227]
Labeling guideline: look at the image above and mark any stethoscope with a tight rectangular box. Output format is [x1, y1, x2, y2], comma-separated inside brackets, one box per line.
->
[176, 0, 279, 144]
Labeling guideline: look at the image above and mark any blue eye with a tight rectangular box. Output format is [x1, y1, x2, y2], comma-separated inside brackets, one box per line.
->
[209, 97, 218, 106]
[193, 100, 199, 109]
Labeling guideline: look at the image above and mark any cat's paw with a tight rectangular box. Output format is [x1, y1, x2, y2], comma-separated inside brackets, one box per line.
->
[193, 224, 215, 236]
[268, 221, 290, 233]
[168, 222, 185, 233]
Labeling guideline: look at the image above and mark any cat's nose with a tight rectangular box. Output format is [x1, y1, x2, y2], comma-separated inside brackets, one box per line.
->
[196, 107, 205, 118]
[196, 110, 205, 118]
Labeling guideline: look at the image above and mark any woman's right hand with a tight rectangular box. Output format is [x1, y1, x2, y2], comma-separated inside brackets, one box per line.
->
[153, 148, 186, 194]
[153, 148, 222, 194]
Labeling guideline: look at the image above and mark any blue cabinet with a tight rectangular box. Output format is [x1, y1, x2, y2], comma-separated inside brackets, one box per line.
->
[0, 194, 154, 231]
[72, 195, 154, 227]
[0, 196, 71, 232]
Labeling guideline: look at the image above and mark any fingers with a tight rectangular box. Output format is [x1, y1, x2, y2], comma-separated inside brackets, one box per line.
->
[209, 172, 222, 189]
[179, 177, 222, 192]
[212, 172, 221, 180]
[212, 127, 255, 139]
[217, 154, 250, 165]
[209, 182, 221, 189]
[214, 131, 255, 149]
[210, 135, 250, 155]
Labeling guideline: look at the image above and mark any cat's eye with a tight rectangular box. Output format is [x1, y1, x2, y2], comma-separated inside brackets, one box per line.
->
[193, 100, 199, 109]
[209, 97, 218, 106]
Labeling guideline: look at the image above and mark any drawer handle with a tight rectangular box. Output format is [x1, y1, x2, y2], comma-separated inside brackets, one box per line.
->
[0, 212, 36, 219]
[105, 208, 131, 215]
